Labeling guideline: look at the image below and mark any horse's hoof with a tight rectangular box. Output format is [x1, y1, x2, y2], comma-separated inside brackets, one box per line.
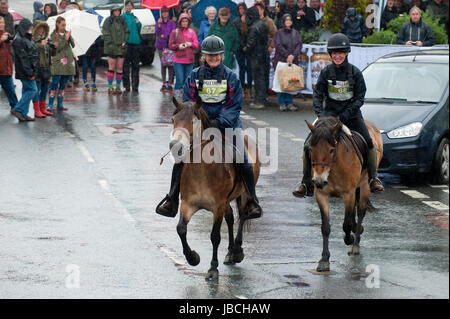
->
[350, 245, 360, 256]
[316, 261, 330, 272]
[344, 233, 355, 246]
[232, 249, 245, 264]
[186, 250, 200, 266]
[206, 269, 219, 281]
[223, 253, 235, 265]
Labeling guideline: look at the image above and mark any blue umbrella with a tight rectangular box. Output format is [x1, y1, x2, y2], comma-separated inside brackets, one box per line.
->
[86, 8, 104, 25]
[191, 0, 238, 28]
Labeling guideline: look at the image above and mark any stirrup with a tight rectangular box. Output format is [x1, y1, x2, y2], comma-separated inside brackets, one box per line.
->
[244, 200, 262, 220]
[369, 177, 384, 193]
[155, 195, 178, 218]
[292, 182, 314, 198]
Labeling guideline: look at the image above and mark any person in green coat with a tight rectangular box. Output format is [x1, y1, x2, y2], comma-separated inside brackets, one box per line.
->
[49, 16, 75, 111]
[102, 5, 130, 94]
[206, 7, 239, 69]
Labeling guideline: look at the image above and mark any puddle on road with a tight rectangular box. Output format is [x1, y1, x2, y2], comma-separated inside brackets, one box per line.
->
[96, 122, 171, 136]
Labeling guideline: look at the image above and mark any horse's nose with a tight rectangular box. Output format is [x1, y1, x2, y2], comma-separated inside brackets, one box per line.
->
[313, 179, 327, 189]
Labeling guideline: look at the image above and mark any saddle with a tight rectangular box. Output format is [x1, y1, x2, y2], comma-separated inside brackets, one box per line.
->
[340, 125, 369, 168]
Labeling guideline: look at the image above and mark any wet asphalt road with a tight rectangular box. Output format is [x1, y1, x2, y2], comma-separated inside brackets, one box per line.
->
[1, 0, 449, 299]
[0, 57, 448, 299]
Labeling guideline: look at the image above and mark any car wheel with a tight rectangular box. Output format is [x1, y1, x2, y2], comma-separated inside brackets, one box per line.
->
[140, 48, 155, 66]
[433, 137, 449, 185]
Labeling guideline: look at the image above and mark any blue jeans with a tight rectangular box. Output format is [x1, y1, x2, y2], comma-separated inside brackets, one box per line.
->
[33, 80, 50, 102]
[277, 93, 293, 106]
[49, 75, 70, 95]
[81, 55, 96, 83]
[0, 75, 18, 108]
[13, 80, 38, 118]
[173, 62, 193, 91]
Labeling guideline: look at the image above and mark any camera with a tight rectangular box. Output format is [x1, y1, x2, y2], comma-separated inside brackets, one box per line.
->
[6, 33, 14, 42]
[411, 41, 417, 45]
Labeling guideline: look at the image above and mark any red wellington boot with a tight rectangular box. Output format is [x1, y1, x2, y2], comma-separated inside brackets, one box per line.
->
[40, 100, 53, 116]
[33, 101, 46, 118]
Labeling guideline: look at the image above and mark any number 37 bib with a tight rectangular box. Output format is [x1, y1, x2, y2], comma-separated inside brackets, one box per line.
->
[196, 79, 228, 104]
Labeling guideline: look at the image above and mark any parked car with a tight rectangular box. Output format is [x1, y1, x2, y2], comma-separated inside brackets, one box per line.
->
[361, 49, 449, 184]
[61, 0, 156, 65]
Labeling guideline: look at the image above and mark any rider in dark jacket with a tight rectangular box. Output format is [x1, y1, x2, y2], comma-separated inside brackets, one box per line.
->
[293, 33, 384, 198]
[156, 35, 262, 220]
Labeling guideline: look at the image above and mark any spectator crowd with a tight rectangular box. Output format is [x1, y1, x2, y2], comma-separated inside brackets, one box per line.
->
[0, 0, 448, 120]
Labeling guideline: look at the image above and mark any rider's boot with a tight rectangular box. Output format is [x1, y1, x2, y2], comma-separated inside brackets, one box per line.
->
[367, 147, 384, 193]
[241, 164, 262, 219]
[293, 150, 314, 198]
[155, 163, 183, 217]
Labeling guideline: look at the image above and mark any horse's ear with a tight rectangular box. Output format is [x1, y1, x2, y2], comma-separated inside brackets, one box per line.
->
[195, 97, 202, 110]
[173, 96, 181, 110]
[305, 120, 315, 133]
[331, 122, 340, 135]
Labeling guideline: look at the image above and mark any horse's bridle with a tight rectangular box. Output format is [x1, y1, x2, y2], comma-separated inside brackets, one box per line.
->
[311, 138, 339, 170]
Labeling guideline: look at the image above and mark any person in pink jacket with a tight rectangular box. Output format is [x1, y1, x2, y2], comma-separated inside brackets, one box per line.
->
[168, 13, 198, 99]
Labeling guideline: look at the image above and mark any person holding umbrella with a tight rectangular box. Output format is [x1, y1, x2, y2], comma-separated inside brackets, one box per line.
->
[156, 5, 176, 92]
[48, 16, 75, 111]
[102, 5, 129, 95]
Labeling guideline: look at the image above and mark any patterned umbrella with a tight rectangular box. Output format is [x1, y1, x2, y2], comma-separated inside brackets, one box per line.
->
[140, 0, 181, 10]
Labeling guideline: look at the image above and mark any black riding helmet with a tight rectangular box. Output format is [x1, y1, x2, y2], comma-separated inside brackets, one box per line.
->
[201, 35, 225, 55]
[327, 33, 351, 54]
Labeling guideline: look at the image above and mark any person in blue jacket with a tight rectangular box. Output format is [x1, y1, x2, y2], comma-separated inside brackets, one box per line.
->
[197, 6, 217, 45]
[156, 35, 263, 220]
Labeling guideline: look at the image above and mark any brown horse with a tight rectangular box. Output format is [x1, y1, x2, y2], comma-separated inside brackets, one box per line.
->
[305, 117, 383, 272]
[170, 97, 261, 280]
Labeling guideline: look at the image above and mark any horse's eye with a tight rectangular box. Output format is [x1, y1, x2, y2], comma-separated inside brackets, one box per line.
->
[171, 117, 175, 124]
[330, 149, 335, 155]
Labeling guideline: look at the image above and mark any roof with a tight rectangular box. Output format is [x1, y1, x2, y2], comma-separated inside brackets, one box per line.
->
[376, 49, 449, 64]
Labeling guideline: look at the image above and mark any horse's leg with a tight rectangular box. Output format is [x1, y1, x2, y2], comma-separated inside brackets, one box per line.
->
[343, 191, 357, 248]
[207, 209, 224, 280]
[224, 204, 235, 265]
[316, 191, 331, 272]
[231, 195, 247, 263]
[177, 206, 200, 266]
[351, 182, 370, 256]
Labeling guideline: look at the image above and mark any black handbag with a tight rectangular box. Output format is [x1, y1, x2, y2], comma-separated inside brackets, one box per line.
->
[38, 66, 51, 81]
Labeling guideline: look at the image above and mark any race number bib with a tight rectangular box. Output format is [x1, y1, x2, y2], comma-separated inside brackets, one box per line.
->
[328, 80, 354, 101]
[196, 79, 227, 104]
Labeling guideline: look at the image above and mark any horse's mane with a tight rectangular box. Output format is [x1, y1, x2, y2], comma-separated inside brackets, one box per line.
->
[310, 117, 342, 147]
[173, 101, 212, 129]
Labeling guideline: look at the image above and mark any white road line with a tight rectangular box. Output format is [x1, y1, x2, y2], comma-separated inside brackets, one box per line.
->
[251, 120, 270, 126]
[443, 189, 449, 194]
[400, 190, 430, 199]
[159, 246, 187, 266]
[279, 132, 296, 138]
[75, 141, 95, 163]
[241, 115, 256, 120]
[422, 201, 449, 211]
[98, 179, 135, 222]
[428, 184, 448, 188]
[235, 295, 248, 299]
[291, 138, 305, 143]
[240, 111, 246, 115]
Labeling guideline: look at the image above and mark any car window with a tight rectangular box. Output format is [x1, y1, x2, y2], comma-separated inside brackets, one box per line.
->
[363, 62, 449, 103]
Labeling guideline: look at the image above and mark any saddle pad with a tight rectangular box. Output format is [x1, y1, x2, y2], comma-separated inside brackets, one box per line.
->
[351, 130, 369, 166]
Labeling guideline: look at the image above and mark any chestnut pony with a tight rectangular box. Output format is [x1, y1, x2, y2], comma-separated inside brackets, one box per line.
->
[305, 117, 383, 272]
[170, 97, 261, 280]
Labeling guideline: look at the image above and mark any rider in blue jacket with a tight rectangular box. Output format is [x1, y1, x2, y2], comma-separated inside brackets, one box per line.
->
[156, 35, 262, 220]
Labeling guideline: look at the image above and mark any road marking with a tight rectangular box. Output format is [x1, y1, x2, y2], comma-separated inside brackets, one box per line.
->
[75, 141, 95, 163]
[235, 295, 248, 299]
[240, 115, 256, 120]
[251, 120, 269, 126]
[400, 190, 430, 199]
[158, 245, 187, 266]
[443, 189, 449, 194]
[422, 201, 449, 211]
[98, 179, 135, 222]
[291, 138, 305, 143]
[428, 184, 448, 188]
[279, 132, 296, 138]
[240, 111, 246, 115]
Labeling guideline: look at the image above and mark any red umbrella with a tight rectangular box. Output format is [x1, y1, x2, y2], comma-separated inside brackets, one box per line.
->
[140, 0, 181, 10]
[10, 10, 24, 22]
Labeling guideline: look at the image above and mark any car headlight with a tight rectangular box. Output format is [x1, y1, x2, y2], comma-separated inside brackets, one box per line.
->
[387, 122, 423, 139]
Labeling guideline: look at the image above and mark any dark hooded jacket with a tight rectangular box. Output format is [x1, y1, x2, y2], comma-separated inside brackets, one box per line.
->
[273, 14, 303, 70]
[33, 1, 46, 22]
[102, 9, 129, 56]
[245, 6, 269, 60]
[396, 18, 435, 46]
[12, 19, 39, 80]
[380, 5, 398, 30]
[233, 3, 248, 52]
[340, 8, 367, 43]
[290, 3, 316, 31]
[44, 3, 58, 20]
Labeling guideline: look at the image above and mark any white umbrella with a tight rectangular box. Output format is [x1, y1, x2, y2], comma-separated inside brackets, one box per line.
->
[47, 9, 102, 56]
